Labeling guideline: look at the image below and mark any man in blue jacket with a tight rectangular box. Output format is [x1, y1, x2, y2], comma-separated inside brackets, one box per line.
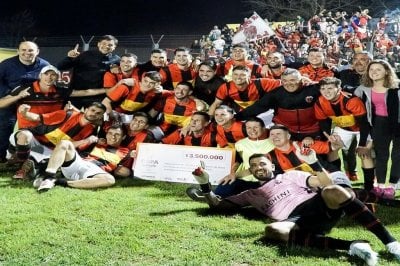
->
[0, 41, 50, 163]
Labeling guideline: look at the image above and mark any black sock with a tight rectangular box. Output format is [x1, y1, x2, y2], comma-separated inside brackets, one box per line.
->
[16, 144, 31, 160]
[288, 229, 352, 250]
[354, 188, 378, 203]
[55, 178, 68, 187]
[44, 172, 56, 180]
[362, 168, 375, 191]
[341, 197, 396, 245]
[329, 159, 341, 170]
[200, 183, 212, 193]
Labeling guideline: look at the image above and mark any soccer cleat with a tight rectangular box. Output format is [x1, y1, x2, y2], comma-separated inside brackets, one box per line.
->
[349, 241, 378, 266]
[386, 241, 400, 262]
[32, 178, 44, 188]
[37, 178, 56, 192]
[186, 187, 206, 202]
[12, 159, 36, 179]
[371, 187, 395, 200]
[381, 187, 395, 199]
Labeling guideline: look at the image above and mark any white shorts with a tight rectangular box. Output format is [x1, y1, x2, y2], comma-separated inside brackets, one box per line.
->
[61, 151, 108, 181]
[8, 131, 53, 163]
[330, 171, 352, 188]
[332, 127, 359, 151]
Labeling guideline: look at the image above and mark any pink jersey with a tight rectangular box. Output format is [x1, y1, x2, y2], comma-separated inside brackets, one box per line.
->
[226, 170, 316, 221]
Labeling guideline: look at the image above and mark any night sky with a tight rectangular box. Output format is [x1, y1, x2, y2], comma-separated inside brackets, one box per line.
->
[0, 1, 251, 35]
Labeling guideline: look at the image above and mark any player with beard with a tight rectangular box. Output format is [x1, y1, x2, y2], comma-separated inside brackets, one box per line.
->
[261, 52, 287, 79]
[337, 51, 372, 93]
[190, 153, 400, 266]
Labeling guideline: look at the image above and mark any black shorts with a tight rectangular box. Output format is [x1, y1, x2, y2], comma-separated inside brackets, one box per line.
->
[285, 193, 344, 234]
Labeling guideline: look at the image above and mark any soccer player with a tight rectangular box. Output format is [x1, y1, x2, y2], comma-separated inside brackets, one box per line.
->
[191, 152, 400, 266]
[36, 124, 130, 192]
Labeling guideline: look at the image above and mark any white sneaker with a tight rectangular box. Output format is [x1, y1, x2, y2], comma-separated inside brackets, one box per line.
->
[386, 241, 400, 262]
[349, 242, 378, 266]
[37, 179, 56, 192]
[33, 178, 43, 188]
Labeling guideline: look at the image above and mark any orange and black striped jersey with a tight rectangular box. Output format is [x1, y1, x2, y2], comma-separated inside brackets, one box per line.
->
[215, 78, 280, 112]
[267, 141, 331, 174]
[162, 129, 227, 147]
[314, 93, 367, 131]
[11, 81, 68, 129]
[103, 70, 139, 88]
[153, 93, 197, 132]
[30, 110, 98, 148]
[217, 59, 262, 79]
[122, 130, 155, 150]
[212, 120, 246, 148]
[262, 66, 287, 79]
[159, 64, 196, 90]
[106, 82, 160, 114]
[83, 144, 130, 173]
[298, 64, 335, 82]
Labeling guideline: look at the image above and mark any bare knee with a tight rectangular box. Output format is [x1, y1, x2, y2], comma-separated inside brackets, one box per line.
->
[265, 221, 296, 242]
[327, 150, 339, 161]
[57, 140, 75, 151]
[15, 130, 33, 145]
[321, 185, 353, 209]
[113, 166, 132, 178]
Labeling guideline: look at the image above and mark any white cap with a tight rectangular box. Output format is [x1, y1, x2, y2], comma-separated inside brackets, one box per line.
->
[40, 65, 60, 76]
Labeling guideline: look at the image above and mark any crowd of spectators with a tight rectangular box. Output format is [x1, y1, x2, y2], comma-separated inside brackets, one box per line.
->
[198, 8, 400, 73]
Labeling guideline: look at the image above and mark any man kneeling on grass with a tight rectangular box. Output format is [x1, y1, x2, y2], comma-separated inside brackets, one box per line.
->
[36, 124, 131, 192]
[190, 149, 400, 265]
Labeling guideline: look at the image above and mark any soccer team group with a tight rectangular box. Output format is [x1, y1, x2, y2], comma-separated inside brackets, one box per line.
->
[0, 34, 400, 265]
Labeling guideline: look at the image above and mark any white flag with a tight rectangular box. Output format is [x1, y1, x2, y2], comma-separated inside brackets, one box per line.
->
[232, 12, 275, 44]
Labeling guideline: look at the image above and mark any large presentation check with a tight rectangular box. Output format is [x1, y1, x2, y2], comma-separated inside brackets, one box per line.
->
[134, 143, 235, 185]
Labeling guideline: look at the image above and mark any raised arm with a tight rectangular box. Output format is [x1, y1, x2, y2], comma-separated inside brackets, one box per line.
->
[192, 163, 239, 210]
[292, 142, 333, 188]
[0, 87, 31, 108]
[235, 93, 272, 121]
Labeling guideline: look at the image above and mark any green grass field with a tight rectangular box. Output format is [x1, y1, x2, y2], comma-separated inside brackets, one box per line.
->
[1, 164, 399, 266]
